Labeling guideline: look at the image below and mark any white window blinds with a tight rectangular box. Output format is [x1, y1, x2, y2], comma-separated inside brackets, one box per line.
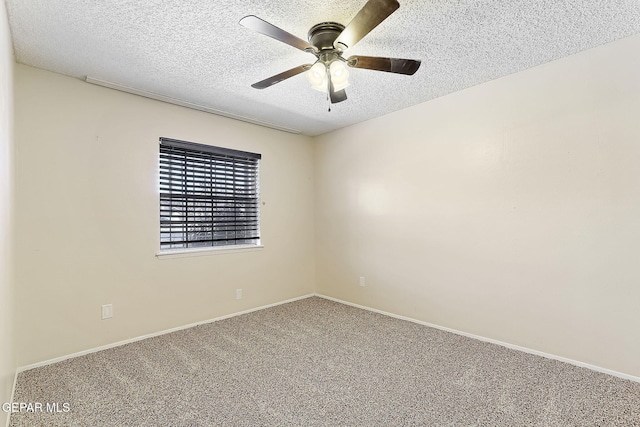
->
[159, 138, 261, 249]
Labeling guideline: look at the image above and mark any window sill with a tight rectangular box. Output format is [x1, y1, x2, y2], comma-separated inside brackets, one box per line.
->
[156, 244, 264, 259]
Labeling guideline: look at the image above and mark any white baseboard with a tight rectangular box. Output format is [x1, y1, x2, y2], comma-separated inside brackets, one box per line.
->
[315, 293, 640, 384]
[16, 294, 315, 374]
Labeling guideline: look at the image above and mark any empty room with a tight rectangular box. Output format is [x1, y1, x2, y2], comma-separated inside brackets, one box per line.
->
[1, 0, 640, 425]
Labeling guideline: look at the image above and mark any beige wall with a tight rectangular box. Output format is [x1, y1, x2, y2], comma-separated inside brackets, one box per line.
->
[315, 34, 640, 377]
[0, 1, 14, 424]
[13, 64, 316, 366]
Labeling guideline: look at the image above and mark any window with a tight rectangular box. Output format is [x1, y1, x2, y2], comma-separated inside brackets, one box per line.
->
[159, 137, 261, 251]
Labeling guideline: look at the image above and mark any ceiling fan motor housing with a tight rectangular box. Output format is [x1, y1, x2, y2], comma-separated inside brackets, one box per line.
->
[308, 22, 345, 52]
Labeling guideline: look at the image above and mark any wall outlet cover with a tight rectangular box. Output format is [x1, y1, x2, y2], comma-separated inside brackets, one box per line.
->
[101, 304, 113, 320]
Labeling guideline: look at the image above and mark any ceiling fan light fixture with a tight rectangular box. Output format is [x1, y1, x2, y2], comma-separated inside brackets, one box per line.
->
[329, 60, 350, 91]
[307, 62, 328, 92]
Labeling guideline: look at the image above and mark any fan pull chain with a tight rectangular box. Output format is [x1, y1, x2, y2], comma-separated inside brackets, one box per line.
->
[327, 67, 332, 112]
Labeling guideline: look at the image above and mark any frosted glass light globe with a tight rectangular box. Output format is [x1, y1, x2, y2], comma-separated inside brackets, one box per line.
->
[330, 61, 350, 91]
[307, 62, 328, 92]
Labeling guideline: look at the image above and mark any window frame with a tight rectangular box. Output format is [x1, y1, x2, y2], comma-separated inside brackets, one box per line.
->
[157, 137, 263, 258]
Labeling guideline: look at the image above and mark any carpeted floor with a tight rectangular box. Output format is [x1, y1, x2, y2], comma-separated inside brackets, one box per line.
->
[9, 296, 640, 426]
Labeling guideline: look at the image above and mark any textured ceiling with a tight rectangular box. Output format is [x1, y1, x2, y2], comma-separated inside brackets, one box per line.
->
[6, 0, 640, 135]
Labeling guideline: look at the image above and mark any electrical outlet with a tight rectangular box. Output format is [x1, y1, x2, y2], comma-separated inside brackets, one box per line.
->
[101, 304, 113, 320]
[236, 289, 243, 300]
[359, 277, 365, 287]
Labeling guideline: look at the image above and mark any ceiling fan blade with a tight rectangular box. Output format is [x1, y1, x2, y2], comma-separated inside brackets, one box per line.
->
[347, 55, 421, 75]
[240, 15, 317, 53]
[333, 0, 400, 50]
[251, 64, 312, 89]
[329, 80, 348, 104]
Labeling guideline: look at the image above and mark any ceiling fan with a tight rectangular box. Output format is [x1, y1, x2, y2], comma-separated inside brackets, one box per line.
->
[239, 0, 421, 105]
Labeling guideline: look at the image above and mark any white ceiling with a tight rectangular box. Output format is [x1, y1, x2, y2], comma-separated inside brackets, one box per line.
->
[6, 0, 640, 136]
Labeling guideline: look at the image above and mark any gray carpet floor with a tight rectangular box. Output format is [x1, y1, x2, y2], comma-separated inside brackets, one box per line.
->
[9, 296, 640, 426]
